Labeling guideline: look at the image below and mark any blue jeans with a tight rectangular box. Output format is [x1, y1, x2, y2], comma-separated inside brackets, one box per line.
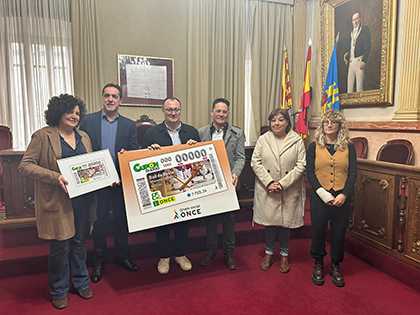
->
[264, 226, 290, 256]
[48, 202, 89, 299]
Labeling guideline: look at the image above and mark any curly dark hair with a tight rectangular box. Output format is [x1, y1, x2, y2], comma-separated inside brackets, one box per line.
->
[44, 94, 86, 127]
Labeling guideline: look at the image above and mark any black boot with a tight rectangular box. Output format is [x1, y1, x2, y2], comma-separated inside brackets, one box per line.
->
[311, 258, 324, 286]
[330, 260, 345, 287]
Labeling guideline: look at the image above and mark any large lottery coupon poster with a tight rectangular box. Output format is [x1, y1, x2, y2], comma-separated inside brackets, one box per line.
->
[118, 140, 240, 232]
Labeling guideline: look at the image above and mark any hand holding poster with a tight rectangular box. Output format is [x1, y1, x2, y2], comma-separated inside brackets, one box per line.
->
[119, 140, 240, 232]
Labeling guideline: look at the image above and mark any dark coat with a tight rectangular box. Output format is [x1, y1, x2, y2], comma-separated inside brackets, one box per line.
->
[79, 111, 138, 173]
[346, 25, 371, 64]
[141, 122, 200, 148]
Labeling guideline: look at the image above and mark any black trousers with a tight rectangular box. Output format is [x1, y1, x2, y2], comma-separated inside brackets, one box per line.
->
[93, 186, 129, 264]
[156, 222, 189, 258]
[310, 189, 351, 263]
[205, 211, 235, 255]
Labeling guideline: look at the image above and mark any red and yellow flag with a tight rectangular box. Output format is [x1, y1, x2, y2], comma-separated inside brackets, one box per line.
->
[281, 51, 292, 109]
[295, 44, 312, 140]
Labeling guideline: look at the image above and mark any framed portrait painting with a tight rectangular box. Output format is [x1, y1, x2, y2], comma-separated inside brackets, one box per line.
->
[320, 0, 397, 107]
[118, 55, 174, 107]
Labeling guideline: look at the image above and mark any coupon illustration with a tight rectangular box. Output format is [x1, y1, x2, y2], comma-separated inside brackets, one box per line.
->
[129, 143, 227, 214]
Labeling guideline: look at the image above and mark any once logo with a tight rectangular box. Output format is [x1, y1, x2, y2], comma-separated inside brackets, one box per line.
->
[153, 196, 176, 207]
[179, 208, 201, 218]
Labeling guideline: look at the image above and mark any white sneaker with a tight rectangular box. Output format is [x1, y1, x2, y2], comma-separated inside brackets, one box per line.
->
[174, 255, 192, 271]
[157, 258, 170, 275]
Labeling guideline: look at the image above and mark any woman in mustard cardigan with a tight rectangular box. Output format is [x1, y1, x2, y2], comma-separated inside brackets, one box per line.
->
[306, 110, 357, 287]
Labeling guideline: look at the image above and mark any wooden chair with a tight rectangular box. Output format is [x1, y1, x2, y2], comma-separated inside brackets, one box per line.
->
[260, 125, 270, 135]
[376, 139, 414, 165]
[0, 125, 12, 150]
[0, 125, 13, 206]
[135, 115, 157, 148]
[351, 137, 368, 159]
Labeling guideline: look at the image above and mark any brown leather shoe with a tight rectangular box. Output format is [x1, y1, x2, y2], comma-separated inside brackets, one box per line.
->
[200, 250, 218, 266]
[279, 255, 290, 273]
[78, 287, 93, 299]
[52, 296, 67, 309]
[260, 254, 274, 271]
[225, 252, 237, 270]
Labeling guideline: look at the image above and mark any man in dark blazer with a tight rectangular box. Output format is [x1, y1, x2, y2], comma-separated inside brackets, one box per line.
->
[142, 97, 200, 275]
[80, 83, 139, 283]
[344, 11, 371, 93]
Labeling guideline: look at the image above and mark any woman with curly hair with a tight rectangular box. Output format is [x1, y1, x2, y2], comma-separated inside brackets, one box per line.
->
[306, 109, 357, 287]
[19, 94, 96, 309]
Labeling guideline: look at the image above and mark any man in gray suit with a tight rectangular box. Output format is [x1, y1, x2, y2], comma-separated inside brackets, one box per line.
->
[198, 98, 245, 270]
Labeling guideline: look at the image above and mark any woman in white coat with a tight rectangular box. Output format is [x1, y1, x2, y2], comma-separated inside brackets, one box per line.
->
[251, 108, 306, 273]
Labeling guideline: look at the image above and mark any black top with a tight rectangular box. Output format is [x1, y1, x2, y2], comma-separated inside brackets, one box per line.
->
[306, 141, 357, 197]
[60, 131, 87, 158]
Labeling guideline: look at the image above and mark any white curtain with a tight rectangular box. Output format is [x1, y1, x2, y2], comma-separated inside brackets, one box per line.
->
[248, 0, 293, 142]
[186, 0, 247, 130]
[0, 0, 73, 148]
[186, 0, 293, 143]
[71, 0, 103, 113]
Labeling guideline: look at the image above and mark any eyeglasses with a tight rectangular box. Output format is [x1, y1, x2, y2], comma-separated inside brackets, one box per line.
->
[323, 120, 339, 126]
[164, 108, 181, 113]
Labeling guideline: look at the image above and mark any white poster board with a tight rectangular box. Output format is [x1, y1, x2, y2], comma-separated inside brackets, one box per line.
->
[57, 149, 120, 198]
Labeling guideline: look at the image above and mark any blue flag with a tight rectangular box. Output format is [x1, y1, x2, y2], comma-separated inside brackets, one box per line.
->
[322, 43, 339, 113]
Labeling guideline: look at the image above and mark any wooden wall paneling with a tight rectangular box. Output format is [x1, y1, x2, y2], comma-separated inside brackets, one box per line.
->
[395, 175, 408, 252]
[1, 156, 15, 218]
[405, 177, 420, 264]
[0, 152, 35, 223]
[237, 147, 255, 207]
[10, 155, 35, 218]
[353, 169, 395, 249]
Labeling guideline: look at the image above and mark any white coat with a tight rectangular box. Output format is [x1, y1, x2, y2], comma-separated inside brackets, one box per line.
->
[251, 130, 306, 228]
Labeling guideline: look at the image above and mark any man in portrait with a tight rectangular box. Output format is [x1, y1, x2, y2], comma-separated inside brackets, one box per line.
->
[344, 11, 371, 93]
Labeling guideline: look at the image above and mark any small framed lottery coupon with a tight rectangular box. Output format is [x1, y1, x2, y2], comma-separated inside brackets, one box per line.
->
[57, 149, 120, 198]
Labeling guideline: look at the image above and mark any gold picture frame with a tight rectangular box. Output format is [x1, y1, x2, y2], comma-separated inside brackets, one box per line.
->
[117, 55, 174, 107]
[320, 0, 397, 107]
